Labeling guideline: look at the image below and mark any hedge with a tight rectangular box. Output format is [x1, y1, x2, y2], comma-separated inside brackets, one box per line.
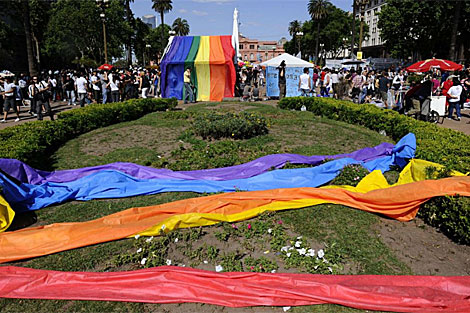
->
[279, 97, 470, 244]
[279, 97, 470, 173]
[0, 98, 177, 169]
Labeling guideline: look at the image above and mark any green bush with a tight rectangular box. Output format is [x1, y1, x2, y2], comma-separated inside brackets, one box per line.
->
[193, 111, 269, 140]
[0, 98, 177, 168]
[330, 164, 370, 187]
[279, 97, 470, 244]
[279, 97, 470, 173]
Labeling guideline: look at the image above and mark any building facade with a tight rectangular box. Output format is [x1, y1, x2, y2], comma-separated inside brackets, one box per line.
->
[238, 35, 286, 63]
[142, 15, 156, 29]
[357, 0, 387, 58]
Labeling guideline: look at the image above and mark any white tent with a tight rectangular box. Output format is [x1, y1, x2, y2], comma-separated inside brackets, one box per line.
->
[260, 53, 313, 68]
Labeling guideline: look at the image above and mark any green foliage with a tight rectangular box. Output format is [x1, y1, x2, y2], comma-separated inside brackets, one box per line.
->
[192, 111, 269, 140]
[245, 256, 278, 273]
[331, 164, 370, 187]
[0, 98, 177, 169]
[378, 0, 470, 59]
[279, 96, 470, 245]
[419, 196, 470, 245]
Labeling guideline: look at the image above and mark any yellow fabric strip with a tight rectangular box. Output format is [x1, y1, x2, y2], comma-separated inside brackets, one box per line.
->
[194, 36, 211, 101]
[0, 195, 15, 233]
[137, 159, 465, 236]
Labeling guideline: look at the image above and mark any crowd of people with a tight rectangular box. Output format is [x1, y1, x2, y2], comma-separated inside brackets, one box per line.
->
[0, 67, 162, 123]
[289, 65, 470, 121]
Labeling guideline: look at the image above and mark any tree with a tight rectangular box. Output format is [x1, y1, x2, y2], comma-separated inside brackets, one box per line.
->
[124, 0, 135, 66]
[145, 23, 171, 63]
[288, 20, 302, 54]
[308, 0, 330, 63]
[44, 0, 131, 67]
[152, 0, 172, 43]
[172, 17, 189, 36]
[377, 0, 464, 60]
[133, 18, 151, 65]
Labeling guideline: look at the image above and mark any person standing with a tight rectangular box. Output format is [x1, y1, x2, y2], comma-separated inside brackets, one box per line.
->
[90, 71, 101, 103]
[139, 70, 150, 99]
[298, 67, 311, 97]
[75, 72, 88, 107]
[331, 70, 339, 98]
[277, 60, 287, 100]
[64, 74, 76, 105]
[378, 71, 391, 109]
[183, 68, 194, 104]
[447, 77, 462, 121]
[107, 71, 120, 103]
[32, 75, 54, 121]
[1, 76, 20, 122]
[99, 71, 109, 104]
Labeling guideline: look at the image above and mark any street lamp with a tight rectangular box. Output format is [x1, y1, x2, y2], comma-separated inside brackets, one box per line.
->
[295, 31, 304, 57]
[145, 44, 151, 67]
[96, 0, 110, 64]
[357, 0, 370, 58]
[319, 43, 325, 64]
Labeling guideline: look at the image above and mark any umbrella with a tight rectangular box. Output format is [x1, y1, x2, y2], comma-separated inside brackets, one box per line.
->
[98, 64, 113, 71]
[406, 58, 462, 73]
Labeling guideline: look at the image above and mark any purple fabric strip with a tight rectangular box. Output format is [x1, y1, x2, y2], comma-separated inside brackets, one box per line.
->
[0, 143, 394, 184]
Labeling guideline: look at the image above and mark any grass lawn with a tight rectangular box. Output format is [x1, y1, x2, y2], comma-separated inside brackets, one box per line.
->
[1, 102, 407, 313]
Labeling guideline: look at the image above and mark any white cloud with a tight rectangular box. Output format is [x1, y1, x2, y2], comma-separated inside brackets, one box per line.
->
[192, 10, 209, 16]
[178, 9, 188, 13]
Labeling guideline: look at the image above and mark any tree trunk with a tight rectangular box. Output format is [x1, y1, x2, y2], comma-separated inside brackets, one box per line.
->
[315, 21, 320, 64]
[160, 11, 165, 43]
[125, 0, 133, 67]
[448, 1, 461, 61]
[21, 0, 38, 76]
[351, 0, 356, 58]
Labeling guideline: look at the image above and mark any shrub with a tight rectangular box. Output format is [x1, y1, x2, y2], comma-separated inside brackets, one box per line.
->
[192, 111, 268, 140]
[279, 97, 470, 173]
[0, 98, 177, 168]
[279, 97, 470, 244]
[330, 164, 370, 187]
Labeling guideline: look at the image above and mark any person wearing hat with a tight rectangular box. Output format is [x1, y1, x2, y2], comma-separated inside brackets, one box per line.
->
[277, 60, 286, 100]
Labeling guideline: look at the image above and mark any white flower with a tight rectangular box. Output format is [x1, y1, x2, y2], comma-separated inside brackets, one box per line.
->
[283, 307, 291, 312]
[264, 250, 270, 254]
[286, 252, 292, 258]
[267, 228, 272, 234]
[328, 267, 333, 273]
[134, 235, 141, 239]
[294, 241, 302, 248]
[289, 247, 294, 250]
[145, 236, 153, 243]
[296, 236, 303, 240]
[166, 259, 172, 266]
[157, 155, 162, 159]
[307, 249, 315, 257]
[140, 258, 147, 265]
[136, 248, 142, 253]
[181, 264, 186, 267]
[297, 248, 306, 255]
[215, 265, 223, 272]
[281, 246, 289, 252]
[271, 270, 276, 273]
[160, 224, 166, 231]
[323, 259, 329, 264]
[203, 260, 208, 264]
[174, 238, 179, 243]
[317, 249, 325, 258]
[314, 265, 318, 270]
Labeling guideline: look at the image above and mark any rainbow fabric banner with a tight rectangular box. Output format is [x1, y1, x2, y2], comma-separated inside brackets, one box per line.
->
[160, 36, 235, 101]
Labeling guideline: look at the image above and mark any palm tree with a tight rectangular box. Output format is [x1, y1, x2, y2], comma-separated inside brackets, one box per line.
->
[125, 0, 134, 67]
[288, 20, 302, 54]
[172, 17, 190, 36]
[152, 0, 173, 42]
[20, 0, 38, 76]
[308, 0, 330, 63]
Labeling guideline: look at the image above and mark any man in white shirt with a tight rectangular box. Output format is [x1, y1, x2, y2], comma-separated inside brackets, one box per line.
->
[33, 76, 54, 121]
[447, 77, 463, 121]
[298, 67, 311, 97]
[1, 76, 20, 122]
[75, 72, 88, 107]
[90, 71, 101, 103]
[49, 76, 57, 102]
[331, 70, 339, 99]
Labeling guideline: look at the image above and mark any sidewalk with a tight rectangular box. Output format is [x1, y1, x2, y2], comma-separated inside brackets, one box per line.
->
[438, 108, 470, 135]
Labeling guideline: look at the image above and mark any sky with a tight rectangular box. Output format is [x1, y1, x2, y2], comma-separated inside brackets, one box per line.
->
[131, 0, 353, 41]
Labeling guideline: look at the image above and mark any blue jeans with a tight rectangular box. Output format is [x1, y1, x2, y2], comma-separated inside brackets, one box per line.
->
[102, 88, 108, 104]
[66, 90, 75, 105]
[448, 101, 461, 118]
[184, 82, 194, 103]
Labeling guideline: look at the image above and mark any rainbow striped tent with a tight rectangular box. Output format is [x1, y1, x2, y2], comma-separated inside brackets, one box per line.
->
[160, 36, 236, 102]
